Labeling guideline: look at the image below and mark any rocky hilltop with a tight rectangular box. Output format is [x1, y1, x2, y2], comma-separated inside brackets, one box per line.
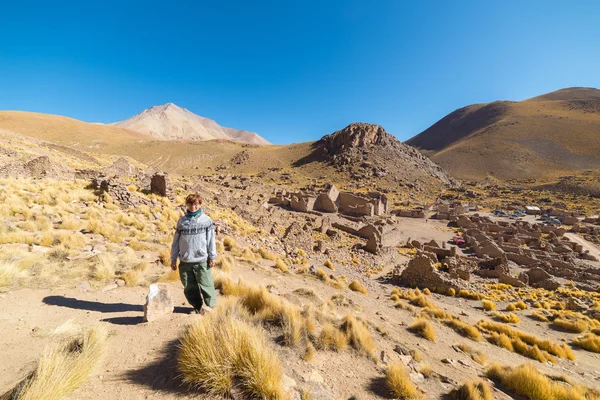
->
[312, 122, 458, 189]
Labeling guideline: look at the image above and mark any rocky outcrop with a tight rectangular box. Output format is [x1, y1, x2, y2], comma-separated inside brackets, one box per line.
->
[395, 255, 462, 292]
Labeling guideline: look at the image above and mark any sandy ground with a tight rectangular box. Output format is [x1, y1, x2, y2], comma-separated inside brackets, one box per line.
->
[2, 217, 600, 399]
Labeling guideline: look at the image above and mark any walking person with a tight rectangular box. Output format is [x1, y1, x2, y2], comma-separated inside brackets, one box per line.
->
[171, 193, 217, 313]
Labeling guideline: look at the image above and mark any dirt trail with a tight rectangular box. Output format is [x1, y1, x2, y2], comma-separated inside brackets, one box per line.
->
[564, 232, 600, 260]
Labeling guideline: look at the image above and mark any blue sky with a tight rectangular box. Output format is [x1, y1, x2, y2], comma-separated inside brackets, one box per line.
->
[1, 1, 599, 144]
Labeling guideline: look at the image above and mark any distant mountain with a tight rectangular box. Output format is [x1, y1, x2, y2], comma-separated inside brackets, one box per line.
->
[405, 87, 600, 181]
[113, 103, 270, 145]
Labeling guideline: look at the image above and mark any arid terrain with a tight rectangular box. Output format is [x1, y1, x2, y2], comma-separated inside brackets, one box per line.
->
[1, 97, 600, 400]
[407, 87, 600, 184]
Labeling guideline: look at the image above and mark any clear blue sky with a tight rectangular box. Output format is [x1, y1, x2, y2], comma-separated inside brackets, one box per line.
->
[1, 1, 599, 144]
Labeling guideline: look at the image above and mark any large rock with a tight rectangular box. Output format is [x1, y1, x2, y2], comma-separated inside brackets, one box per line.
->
[396, 255, 461, 292]
[143, 283, 174, 322]
[313, 184, 339, 213]
[532, 278, 561, 291]
[526, 267, 552, 285]
[150, 173, 171, 197]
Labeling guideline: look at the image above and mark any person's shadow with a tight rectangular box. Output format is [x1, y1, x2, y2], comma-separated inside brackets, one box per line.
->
[42, 296, 189, 325]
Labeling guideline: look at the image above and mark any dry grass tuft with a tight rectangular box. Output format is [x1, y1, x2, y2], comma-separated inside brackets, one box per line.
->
[0, 258, 20, 288]
[481, 300, 496, 311]
[215, 255, 234, 272]
[222, 236, 237, 250]
[443, 319, 482, 342]
[409, 318, 436, 342]
[157, 247, 171, 266]
[340, 314, 376, 360]
[257, 247, 277, 261]
[274, 259, 288, 273]
[317, 323, 348, 351]
[348, 280, 368, 294]
[156, 268, 180, 283]
[122, 269, 142, 287]
[92, 253, 116, 281]
[552, 317, 588, 333]
[323, 259, 335, 270]
[178, 301, 286, 399]
[417, 363, 434, 378]
[386, 361, 422, 400]
[1, 325, 107, 400]
[573, 333, 600, 353]
[486, 362, 600, 400]
[455, 343, 486, 365]
[302, 343, 316, 362]
[492, 312, 520, 324]
[448, 380, 493, 400]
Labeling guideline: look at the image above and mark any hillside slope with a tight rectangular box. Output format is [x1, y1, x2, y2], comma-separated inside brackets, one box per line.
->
[113, 103, 270, 145]
[406, 87, 600, 181]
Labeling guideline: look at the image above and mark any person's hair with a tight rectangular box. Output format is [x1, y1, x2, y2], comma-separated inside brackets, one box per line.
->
[185, 193, 203, 205]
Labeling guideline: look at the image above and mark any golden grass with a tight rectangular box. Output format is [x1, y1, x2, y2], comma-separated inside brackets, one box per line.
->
[455, 343, 486, 365]
[158, 247, 171, 266]
[92, 254, 116, 281]
[409, 318, 436, 342]
[340, 314, 376, 360]
[257, 247, 277, 261]
[552, 317, 588, 333]
[531, 311, 550, 322]
[573, 333, 600, 353]
[481, 300, 495, 311]
[486, 363, 600, 400]
[477, 320, 575, 361]
[122, 269, 142, 287]
[315, 268, 328, 282]
[348, 280, 368, 294]
[302, 343, 315, 362]
[491, 312, 520, 324]
[386, 361, 422, 400]
[0, 325, 107, 400]
[443, 319, 482, 341]
[0, 258, 20, 288]
[215, 255, 233, 272]
[178, 301, 286, 399]
[156, 268, 180, 283]
[417, 363, 434, 378]
[448, 380, 493, 400]
[317, 323, 348, 351]
[274, 259, 288, 273]
[323, 259, 335, 270]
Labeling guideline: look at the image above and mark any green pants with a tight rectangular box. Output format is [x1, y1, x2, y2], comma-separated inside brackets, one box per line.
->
[178, 261, 216, 309]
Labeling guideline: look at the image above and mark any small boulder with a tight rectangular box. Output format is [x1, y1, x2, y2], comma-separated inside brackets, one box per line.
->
[143, 283, 174, 322]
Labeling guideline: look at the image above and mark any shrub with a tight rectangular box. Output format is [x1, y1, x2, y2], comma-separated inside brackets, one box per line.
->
[122, 270, 142, 287]
[386, 361, 422, 399]
[323, 259, 335, 270]
[348, 280, 368, 294]
[482, 300, 496, 311]
[92, 254, 116, 281]
[448, 380, 493, 400]
[573, 333, 600, 353]
[340, 314, 376, 360]
[315, 268, 328, 282]
[222, 236, 237, 250]
[552, 318, 588, 333]
[492, 312, 520, 324]
[274, 259, 288, 273]
[178, 302, 286, 399]
[1, 325, 107, 400]
[317, 323, 348, 351]
[486, 363, 600, 400]
[409, 318, 436, 342]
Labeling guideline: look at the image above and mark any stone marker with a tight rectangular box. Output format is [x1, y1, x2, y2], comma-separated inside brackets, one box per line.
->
[143, 283, 174, 322]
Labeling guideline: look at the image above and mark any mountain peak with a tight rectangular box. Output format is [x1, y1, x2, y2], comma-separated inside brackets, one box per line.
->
[114, 104, 270, 145]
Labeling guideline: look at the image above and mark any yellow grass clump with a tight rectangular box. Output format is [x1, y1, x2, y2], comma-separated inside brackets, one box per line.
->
[348, 280, 368, 294]
[122, 270, 142, 287]
[491, 312, 520, 324]
[257, 247, 277, 261]
[178, 301, 287, 399]
[486, 363, 600, 400]
[0, 325, 107, 400]
[222, 236, 237, 250]
[409, 318, 436, 342]
[443, 319, 482, 342]
[481, 300, 496, 311]
[0, 258, 20, 288]
[92, 253, 116, 281]
[274, 259, 288, 273]
[156, 268, 180, 283]
[340, 314, 376, 360]
[158, 247, 171, 266]
[477, 320, 575, 361]
[573, 333, 600, 353]
[552, 317, 588, 333]
[215, 255, 233, 272]
[455, 343, 487, 365]
[315, 268, 328, 282]
[448, 380, 493, 400]
[317, 323, 348, 351]
[385, 361, 422, 400]
[323, 259, 335, 270]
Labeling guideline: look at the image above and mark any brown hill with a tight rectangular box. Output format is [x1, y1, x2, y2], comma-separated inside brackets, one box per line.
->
[113, 103, 270, 145]
[406, 87, 600, 181]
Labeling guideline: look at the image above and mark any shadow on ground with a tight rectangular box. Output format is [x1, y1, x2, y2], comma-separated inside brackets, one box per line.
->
[124, 339, 201, 396]
[368, 376, 393, 398]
